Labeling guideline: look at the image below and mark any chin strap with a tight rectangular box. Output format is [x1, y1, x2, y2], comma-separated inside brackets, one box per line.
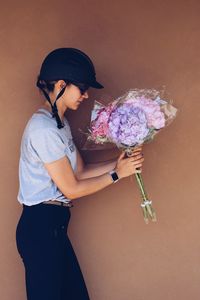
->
[37, 80, 66, 129]
[51, 87, 66, 129]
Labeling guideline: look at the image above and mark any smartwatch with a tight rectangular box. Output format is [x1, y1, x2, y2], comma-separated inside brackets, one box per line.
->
[109, 170, 119, 183]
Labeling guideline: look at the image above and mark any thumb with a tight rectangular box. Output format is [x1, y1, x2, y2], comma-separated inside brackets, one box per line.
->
[117, 151, 126, 162]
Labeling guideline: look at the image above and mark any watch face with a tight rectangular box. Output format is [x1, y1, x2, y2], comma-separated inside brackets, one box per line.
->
[111, 171, 119, 182]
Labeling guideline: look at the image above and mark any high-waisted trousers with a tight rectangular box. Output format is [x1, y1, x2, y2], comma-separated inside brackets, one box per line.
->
[16, 203, 90, 300]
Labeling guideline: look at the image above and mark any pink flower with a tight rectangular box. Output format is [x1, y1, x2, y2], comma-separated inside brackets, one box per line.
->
[125, 96, 165, 129]
[90, 103, 114, 143]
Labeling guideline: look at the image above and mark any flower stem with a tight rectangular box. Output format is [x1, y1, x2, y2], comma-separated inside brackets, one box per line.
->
[124, 148, 157, 223]
[134, 173, 157, 223]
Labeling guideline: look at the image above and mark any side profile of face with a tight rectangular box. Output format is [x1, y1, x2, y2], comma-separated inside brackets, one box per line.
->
[52, 80, 89, 111]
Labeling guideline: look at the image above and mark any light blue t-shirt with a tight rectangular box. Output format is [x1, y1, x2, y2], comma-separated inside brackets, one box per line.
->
[17, 108, 77, 206]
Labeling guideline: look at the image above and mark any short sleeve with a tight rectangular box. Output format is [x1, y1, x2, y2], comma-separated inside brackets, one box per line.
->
[29, 128, 66, 163]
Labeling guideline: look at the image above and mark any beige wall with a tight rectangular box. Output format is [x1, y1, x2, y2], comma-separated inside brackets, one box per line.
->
[1, 0, 200, 299]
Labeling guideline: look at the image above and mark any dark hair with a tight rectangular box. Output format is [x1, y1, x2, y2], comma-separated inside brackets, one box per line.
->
[36, 77, 71, 93]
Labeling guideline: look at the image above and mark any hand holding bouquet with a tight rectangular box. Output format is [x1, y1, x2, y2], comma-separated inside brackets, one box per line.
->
[114, 146, 144, 177]
[83, 88, 177, 224]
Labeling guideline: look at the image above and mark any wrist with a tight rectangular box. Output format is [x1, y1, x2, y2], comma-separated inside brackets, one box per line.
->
[109, 169, 120, 183]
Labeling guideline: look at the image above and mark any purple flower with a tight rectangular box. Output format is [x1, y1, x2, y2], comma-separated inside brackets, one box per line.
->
[108, 104, 149, 146]
[126, 96, 165, 129]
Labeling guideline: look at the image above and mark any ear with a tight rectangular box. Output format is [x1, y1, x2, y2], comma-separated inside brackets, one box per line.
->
[55, 80, 66, 90]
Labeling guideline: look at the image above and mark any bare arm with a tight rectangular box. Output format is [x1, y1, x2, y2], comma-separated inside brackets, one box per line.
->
[44, 156, 114, 200]
[44, 150, 144, 200]
[74, 148, 117, 179]
[74, 146, 143, 179]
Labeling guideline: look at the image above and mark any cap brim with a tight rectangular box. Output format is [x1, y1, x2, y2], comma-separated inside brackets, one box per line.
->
[90, 81, 104, 89]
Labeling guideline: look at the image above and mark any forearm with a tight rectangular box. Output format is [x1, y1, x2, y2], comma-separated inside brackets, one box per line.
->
[68, 172, 115, 199]
[76, 159, 117, 179]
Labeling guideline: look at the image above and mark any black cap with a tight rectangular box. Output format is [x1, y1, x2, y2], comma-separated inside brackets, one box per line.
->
[38, 48, 104, 89]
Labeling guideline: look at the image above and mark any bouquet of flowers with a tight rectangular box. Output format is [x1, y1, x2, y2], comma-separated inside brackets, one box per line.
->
[83, 88, 177, 224]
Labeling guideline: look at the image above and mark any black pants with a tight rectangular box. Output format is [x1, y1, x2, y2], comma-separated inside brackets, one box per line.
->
[16, 203, 90, 300]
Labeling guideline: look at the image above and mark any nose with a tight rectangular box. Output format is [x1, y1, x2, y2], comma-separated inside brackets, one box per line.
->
[82, 91, 89, 99]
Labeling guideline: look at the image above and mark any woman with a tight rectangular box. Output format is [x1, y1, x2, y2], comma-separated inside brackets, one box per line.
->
[16, 48, 144, 300]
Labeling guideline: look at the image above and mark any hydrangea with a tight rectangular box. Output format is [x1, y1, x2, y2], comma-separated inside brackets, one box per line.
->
[89, 90, 167, 146]
[125, 96, 165, 129]
[108, 104, 150, 146]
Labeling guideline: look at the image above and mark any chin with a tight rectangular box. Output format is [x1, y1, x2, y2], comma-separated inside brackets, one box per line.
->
[71, 105, 79, 110]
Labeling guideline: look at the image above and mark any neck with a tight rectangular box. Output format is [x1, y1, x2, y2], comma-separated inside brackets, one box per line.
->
[41, 100, 66, 121]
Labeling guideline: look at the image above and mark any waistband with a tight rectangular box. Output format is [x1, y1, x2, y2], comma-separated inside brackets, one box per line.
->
[42, 200, 73, 208]
[22, 200, 73, 208]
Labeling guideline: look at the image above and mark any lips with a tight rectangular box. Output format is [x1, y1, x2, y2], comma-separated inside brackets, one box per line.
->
[76, 97, 84, 105]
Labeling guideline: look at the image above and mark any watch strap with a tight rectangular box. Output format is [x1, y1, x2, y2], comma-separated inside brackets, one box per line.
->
[109, 170, 119, 183]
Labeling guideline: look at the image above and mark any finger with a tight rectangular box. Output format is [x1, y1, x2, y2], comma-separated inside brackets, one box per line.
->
[133, 147, 142, 152]
[133, 146, 142, 152]
[132, 160, 144, 167]
[126, 146, 143, 156]
[132, 150, 143, 156]
[132, 153, 143, 158]
[134, 162, 143, 168]
[118, 151, 126, 161]
[126, 147, 142, 156]
[129, 151, 141, 157]
[135, 158, 144, 164]
[129, 155, 144, 162]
